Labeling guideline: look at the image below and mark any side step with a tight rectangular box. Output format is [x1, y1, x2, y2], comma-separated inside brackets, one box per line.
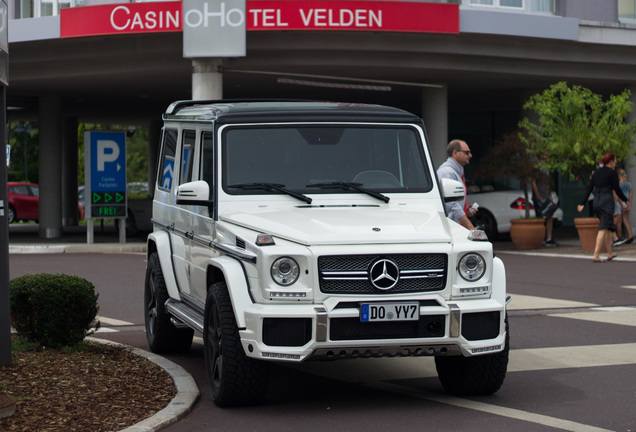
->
[165, 299, 205, 334]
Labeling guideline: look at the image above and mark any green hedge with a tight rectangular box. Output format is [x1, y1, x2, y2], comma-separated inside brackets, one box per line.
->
[10, 273, 100, 348]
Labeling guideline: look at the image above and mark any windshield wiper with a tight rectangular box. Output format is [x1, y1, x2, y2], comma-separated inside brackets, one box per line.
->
[306, 182, 390, 203]
[227, 182, 312, 204]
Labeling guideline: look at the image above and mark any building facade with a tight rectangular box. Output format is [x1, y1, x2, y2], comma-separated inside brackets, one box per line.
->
[6, 0, 636, 237]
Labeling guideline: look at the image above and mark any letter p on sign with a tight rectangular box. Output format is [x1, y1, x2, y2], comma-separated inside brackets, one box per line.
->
[97, 140, 121, 171]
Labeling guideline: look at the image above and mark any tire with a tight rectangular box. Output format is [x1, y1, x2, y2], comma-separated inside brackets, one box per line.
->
[7, 206, 16, 224]
[144, 252, 194, 353]
[470, 208, 498, 241]
[114, 209, 139, 237]
[204, 281, 269, 407]
[126, 209, 139, 237]
[435, 314, 509, 396]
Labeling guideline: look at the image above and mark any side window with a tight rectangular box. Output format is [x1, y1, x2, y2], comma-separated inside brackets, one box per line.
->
[10, 185, 29, 195]
[158, 129, 178, 191]
[180, 130, 196, 185]
[30, 185, 40, 197]
[201, 131, 214, 189]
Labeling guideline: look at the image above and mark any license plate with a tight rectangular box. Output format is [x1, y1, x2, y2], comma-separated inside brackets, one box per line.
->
[360, 302, 420, 322]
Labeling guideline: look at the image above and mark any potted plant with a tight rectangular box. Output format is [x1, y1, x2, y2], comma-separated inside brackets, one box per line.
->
[519, 81, 636, 251]
[476, 130, 548, 249]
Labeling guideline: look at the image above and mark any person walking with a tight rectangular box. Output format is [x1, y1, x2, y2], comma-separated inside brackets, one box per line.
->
[531, 170, 558, 247]
[577, 153, 630, 262]
[618, 168, 633, 244]
[437, 139, 477, 230]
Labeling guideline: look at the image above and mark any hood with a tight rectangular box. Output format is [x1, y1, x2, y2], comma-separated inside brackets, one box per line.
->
[220, 204, 452, 245]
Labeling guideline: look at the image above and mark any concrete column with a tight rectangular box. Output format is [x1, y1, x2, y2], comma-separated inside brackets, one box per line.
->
[421, 85, 448, 170]
[62, 117, 79, 226]
[192, 58, 223, 100]
[38, 95, 63, 239]
[147, 119, 162, 199]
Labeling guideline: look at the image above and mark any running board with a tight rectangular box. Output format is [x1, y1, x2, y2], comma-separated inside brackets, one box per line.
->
[165, 299, 205, 334]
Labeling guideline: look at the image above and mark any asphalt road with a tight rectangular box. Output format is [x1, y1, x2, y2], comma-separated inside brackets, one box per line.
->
[8, 252, 636, 432]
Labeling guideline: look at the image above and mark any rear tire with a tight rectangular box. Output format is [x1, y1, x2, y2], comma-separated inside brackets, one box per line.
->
[204, 281, 269, 407]
[144, 252, 193, 353]
[435, 314, 509, 395]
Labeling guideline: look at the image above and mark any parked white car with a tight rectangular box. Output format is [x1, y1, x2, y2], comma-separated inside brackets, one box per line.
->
[467, 185, 562, 240]
[144, 100, 509, 407]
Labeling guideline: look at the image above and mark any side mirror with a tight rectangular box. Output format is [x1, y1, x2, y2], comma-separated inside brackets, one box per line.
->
[176, 180, 213, 207]
[440, 178, 465, 203]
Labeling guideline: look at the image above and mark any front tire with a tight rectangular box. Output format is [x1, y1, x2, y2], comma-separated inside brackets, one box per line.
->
[144, 252, 193, 353]
[7, 206, 16, 224]
[435, 314, 509, 395]
[204, 281, 269, 407]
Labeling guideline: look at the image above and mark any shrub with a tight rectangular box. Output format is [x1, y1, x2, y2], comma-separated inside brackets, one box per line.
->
[10, 274, 100, 348]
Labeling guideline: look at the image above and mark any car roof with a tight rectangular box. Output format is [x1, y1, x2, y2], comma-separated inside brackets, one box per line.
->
[163, 100, 423, 125]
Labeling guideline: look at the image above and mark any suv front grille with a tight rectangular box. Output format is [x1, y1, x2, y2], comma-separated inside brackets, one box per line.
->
[318, 254, 447, 294]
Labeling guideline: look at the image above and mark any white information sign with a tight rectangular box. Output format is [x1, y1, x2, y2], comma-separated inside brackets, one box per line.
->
[183, 0, 246, 58]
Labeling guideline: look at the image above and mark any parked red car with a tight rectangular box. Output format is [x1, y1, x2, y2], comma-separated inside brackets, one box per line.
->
[7, 182, 85, 223]
[7, 182, 39, 224]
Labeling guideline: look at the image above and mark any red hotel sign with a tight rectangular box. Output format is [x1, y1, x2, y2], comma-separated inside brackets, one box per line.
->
[61, 1, 458, 38]
[248, 1, 458, 32]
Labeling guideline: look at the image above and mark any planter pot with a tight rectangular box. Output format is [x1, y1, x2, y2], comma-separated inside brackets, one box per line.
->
[574, 217, 601, 252]
[509, 218, 545, 250]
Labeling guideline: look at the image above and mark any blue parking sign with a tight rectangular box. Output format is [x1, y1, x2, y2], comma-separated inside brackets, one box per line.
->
[84, 131, 127, 219]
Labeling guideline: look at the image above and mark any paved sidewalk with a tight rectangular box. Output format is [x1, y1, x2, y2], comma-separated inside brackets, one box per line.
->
[493, 227, 636, 261]
[8, 222, 636, 260]
[7, 223, 146, 254]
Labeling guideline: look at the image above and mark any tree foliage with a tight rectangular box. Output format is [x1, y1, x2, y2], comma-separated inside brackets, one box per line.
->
[519, 81, 636, 186]
[7, 121, 39, 183]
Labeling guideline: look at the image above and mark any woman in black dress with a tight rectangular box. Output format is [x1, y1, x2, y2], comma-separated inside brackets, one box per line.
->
[577, 153, 630, 262]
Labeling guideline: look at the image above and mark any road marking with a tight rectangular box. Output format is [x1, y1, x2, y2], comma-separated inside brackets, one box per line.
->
[368, 382, 615, 432]
[621, 285, 636, 290]
[291, 341, 636, 432]
[97, 316, 134, 326]
[94, 327, 119, 333]
[506, 293, 598, 310]
[548, 308, 636, 328]
[509, 343, 636, 371]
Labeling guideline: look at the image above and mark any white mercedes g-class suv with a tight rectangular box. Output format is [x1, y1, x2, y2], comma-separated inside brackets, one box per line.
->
[144, 100, 509, 407]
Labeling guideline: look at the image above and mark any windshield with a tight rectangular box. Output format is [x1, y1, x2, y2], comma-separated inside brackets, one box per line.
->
[222, 125, 432, 196]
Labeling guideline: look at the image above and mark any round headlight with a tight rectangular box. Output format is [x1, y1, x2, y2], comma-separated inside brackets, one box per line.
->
[271, 257, 300, 286]
[458, 253, 486, 281]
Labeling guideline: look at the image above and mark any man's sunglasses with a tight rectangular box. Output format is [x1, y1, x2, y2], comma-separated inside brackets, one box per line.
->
[457, 150, 472, 155]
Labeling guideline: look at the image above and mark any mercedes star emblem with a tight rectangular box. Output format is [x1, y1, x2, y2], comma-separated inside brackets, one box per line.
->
[369, 259, 400, 290]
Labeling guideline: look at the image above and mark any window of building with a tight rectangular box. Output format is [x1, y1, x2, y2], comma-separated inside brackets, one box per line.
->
[17, 0, 79, 18]
[619, 0, 636, 20]
[460, 0, 554, 13]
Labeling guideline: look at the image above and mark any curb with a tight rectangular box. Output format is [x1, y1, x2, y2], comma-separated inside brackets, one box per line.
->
[87, 337, 200, 432]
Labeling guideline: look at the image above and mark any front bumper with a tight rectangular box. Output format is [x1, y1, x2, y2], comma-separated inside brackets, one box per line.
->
[239, 296, 507, 362]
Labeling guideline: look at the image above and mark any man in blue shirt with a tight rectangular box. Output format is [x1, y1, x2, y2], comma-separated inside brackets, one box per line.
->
[437, 139, 476, 230]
